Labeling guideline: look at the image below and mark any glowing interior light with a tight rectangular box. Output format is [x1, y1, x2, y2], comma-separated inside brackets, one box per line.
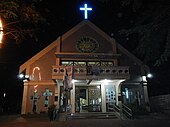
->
[101, 79, 109, 85]
[0, 18, 3, 45]
[125, 88, 129, 99]
[98, 98, 101, 103]
[80, 3, 92, 19]
[104, 79, 108, 83]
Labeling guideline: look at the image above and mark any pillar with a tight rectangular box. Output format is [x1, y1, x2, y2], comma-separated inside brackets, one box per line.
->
[71, 83, 75, 113]
[21, 81, 29, 114]
[143, 82, 150, 111]
[101, 83, 106, 112]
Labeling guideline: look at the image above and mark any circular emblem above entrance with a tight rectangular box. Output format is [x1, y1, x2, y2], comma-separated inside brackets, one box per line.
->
[76, 36, 99, 53]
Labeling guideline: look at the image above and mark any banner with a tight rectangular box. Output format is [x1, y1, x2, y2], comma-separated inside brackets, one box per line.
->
[63, 67, 74, 91]
[63, 68, 69, 91]
[68, 66, 74, 89]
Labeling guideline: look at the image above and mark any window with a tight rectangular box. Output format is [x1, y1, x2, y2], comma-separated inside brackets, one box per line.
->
[101, 61, 113, 66]
[74, 62, 86, 66]
[61, 61, 73, 66]
[87, 62, 100, 66]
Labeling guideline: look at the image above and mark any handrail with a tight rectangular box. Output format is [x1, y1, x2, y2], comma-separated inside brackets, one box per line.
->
[111, 104, 133, 119]
[122, 104, 133, 119]
[112, 105, 122, 118]
[113, 104, 120, 113]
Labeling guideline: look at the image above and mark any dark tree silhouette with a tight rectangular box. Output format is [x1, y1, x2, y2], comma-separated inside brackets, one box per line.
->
[100, 0, 170, 66]
[0, 0, 45, 44]
[119, 0, 170, 66]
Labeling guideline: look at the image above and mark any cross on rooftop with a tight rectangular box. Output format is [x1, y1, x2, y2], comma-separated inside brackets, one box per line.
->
[80, 3, 92, 19]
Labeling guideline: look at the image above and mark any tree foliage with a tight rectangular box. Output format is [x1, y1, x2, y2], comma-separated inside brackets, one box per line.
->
[0, 0, 45, 44]
[99, 0, 170, 66]
[118, 0, 170, 66]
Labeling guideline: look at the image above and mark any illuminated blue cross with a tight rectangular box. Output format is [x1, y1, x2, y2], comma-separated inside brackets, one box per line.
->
[80, 4, 92, 19]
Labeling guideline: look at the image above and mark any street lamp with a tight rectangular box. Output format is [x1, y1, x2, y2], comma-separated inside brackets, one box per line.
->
[147, 73, 153, 78]
[18, 73, 24, 79]
[0, 18, 3, 48]
[18, 73, 30, 82]
[3, 93, 6, 98]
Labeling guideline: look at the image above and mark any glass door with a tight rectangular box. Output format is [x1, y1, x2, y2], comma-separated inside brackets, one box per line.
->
[75, 86, 89, 113]
[88, 85, 102, 112]
[75, 85, 102, 112]
[105, 85, 116, 112]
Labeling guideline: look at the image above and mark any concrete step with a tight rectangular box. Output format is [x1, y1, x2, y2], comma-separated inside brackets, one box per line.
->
[66, 112, 118, 119]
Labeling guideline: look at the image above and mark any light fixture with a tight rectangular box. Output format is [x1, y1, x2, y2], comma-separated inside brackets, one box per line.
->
[25, 75, 29, 79]
[18, 73, 24, 79]
[147, 73, 153, 78]
[3, 93, 6, 98]
[142, 76, 147, 82]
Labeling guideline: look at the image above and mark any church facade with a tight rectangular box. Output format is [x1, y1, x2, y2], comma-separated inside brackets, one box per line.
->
[19, 20, 150, 115]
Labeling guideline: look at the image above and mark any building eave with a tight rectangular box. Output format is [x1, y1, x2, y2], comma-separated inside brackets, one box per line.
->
[19, 39, 58, 73]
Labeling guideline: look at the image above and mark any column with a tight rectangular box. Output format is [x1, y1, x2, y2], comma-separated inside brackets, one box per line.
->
[57, 82, 60, 110]
[143, 82, 150, 111]
[101, 83, 106, 112]
[71, 83, 75, 113]
[21, 81, 29, 114]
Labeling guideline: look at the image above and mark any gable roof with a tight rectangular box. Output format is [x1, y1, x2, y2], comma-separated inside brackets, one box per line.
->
[19, 20, 149, 74]
[62, 20, 115, 45]
[117, 43, 149, 71]
[19, 39, 58, 73]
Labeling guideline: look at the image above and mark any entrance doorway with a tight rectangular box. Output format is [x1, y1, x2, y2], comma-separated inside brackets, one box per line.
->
[75, 85, 102, 112]
[105, 85, 116, 112]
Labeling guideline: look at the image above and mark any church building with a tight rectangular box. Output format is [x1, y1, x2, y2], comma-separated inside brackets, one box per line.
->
[19, 4, 150, 116]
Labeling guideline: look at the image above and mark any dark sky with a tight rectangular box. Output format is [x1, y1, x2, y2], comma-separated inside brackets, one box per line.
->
[0, 0, 170, 113]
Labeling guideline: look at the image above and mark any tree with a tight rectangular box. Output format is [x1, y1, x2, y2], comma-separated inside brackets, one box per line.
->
[0, 0, 45, 44]
[99, 0, 170, 66]
[119, 0, 170, 66]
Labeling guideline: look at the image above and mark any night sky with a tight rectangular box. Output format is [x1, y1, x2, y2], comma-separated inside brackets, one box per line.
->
[0, 0, 170, 114]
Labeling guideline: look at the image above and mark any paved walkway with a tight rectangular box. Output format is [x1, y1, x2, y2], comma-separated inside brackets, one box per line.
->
[0, 113, 170, 127]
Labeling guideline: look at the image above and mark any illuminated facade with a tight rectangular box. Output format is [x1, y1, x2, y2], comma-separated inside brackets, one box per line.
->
[19, 20, 150, 115]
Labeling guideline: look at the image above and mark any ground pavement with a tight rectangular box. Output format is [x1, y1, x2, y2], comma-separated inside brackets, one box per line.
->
[0, 113, 170, 127]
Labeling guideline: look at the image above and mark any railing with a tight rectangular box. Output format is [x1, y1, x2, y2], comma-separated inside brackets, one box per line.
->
[113, 104, 121, 113]
[112, 104, 133, 119]
[52, 65, 130, 80]
[122, 104, 133, 119]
